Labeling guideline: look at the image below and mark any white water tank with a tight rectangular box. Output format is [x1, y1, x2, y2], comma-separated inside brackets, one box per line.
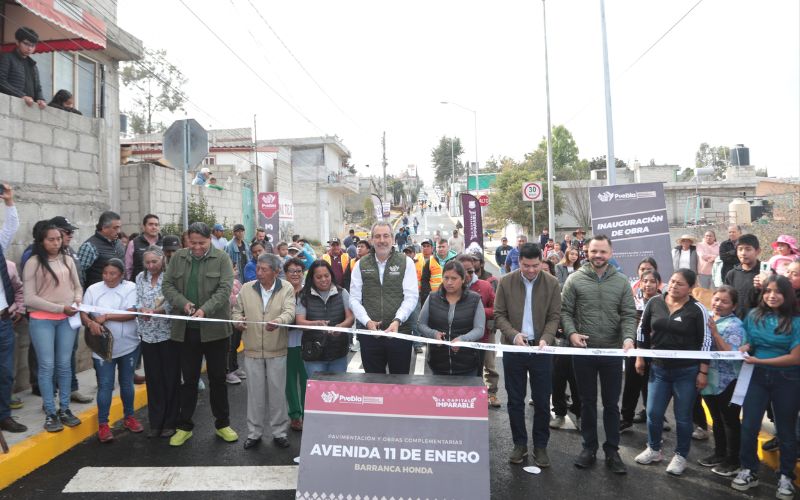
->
[729, 198, 751, 225]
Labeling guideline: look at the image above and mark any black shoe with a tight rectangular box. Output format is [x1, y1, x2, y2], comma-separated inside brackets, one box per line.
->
[762, 437, 779, 452]
[605, 451, 627, 474]
[273, 436, 290, 448]
[0, 416, 28, 433]
[243, 437, 262, 450]
[148, 428, 162, 438]
[58, 409, 81, 427]
[574, 448, 596, 469]
[698, 453, 725, 467]
[632, 409, 646, 423]
[44, 413, 63, 433]
[620, 420, 633, 433]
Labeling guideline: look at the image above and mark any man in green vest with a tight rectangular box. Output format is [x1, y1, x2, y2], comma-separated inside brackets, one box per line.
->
[349, 222, 419, 374]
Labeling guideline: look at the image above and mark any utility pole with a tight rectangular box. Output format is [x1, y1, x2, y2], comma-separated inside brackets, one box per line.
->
[542, 0, 556, 237]
[600, 0, 616, 186]
[253, 114, 260, 192]
[381, 131, 387, 203]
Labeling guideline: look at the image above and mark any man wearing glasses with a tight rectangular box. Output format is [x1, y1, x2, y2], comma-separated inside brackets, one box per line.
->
[0, 27, 46, 109]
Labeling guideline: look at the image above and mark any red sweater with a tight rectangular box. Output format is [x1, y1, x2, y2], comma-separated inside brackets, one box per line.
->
[470, 278, 495, 342]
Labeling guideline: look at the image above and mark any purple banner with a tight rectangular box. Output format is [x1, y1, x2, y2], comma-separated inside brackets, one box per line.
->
[257, 192, 280, 246]
[461, 193, 484, 253]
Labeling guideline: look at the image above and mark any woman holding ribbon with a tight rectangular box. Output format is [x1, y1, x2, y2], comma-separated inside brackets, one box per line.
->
[698, 285, 743, 477]
[80, 258, 141, 442]
[634, 268, 711, 476]
[295, 260, 354, 376]
[134, 246, 179, 438]
[417, 260, 485, 376]
[731, 275, 800, 499]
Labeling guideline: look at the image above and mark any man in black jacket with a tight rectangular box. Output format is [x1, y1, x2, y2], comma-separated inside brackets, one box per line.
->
[719, 225, 742, 281]
[724, 233, 761, 319]
[0, 27, 46, 109]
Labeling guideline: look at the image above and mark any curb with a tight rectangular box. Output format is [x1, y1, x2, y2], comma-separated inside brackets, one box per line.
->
[0, 384, 148, 489]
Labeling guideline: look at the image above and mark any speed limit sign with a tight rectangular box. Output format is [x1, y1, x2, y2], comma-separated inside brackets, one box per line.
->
[522, 182, 543, 201]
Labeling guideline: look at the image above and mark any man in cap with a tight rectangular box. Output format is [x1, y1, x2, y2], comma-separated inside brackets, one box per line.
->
[192, 167, 212, 186]
[495, 236, 512, 275]
[420, 239, 456, 306]
[162, 235, 181, 263]
[226, 224, 251, 284]
[211, 224, 228, 251]
[0, 27, 45, 109]
[322, 238, 351, 290]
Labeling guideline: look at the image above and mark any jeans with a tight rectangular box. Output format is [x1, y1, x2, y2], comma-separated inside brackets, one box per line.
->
[740, 366, 800, 479]
[93, 347, 139, 425]
[29, 318, 78, 415]
[29, 333, 79, 393]
[177, 329, 230, 431]
[646, 364, 699, 457]
[572, 355, 623, 454]
[702, 380, 740, 464]
[304, 356, 348, 376]
[503, 352, 552, 448]
[0, 319, 14, 421]
[552, 354, 581, 418]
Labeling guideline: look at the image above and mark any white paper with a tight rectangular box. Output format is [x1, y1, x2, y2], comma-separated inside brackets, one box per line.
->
[731, 360, 754, 406]
[523, 466, 541, 474]
[68, 312, 82, 330]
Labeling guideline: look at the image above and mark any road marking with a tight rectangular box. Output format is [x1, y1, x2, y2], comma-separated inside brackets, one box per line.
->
[62, 466, 298, 492]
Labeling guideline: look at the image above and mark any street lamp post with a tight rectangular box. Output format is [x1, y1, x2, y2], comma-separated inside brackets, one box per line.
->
[542, 0, 555, 237]
[441, 101, 478, 194]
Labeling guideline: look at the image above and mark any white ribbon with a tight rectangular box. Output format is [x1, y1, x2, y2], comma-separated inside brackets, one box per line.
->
[77, 304, 745, 361]
[730, 359, 754, 406]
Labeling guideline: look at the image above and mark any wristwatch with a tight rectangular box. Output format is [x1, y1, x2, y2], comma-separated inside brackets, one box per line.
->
[392, 317, 402, 324]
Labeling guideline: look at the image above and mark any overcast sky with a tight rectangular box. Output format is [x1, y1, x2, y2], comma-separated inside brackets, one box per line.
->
[117, 0, 800, 183]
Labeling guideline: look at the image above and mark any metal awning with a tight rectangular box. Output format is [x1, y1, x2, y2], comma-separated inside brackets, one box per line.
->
[1, 0, 106, 53]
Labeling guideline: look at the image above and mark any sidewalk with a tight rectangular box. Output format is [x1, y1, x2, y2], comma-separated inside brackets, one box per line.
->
[0, 367, 148, 489]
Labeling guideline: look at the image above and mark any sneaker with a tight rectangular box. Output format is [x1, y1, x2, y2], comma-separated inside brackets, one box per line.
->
[58, 409, 81, 427]
[549, 415, 565, 429]
[197, 379, 206, 391]
[225, 372, 242, 385]
[533, 447, 551, 468]
[0, 416, 27, 433]
[44, 413, 64, 433]
[574, 448, 596, 469]
[666, 454, 688, 476]
[97, 423, 114, 442]
[216, 426, 239, 442]
[9, 396, 23, 410]
[234, 368, 247, 380]
[635, 447, 664, 465]
[731, 468, 758, 491]
[711, 462, 740, 477]
[762, 437, 780, 452]
[692, 426, 709, 440]
[606, 450, 627, 474]
[509, 444, 528, 464]
[619, 420, 633, 433]
[123, 416, 144, 433]
[488, 395, 501, 408]
[632, 409, 647, 423]
[698, 453, 725, 467]
[70, 390, 93, 404]
[169, 429, 193, 446]
[776, 474, 796, 500]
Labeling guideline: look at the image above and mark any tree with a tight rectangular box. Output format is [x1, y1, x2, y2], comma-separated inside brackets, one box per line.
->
[121, 48, 187, 134]
[431, 136, 465, 184]
[388, 177, 406, 206]
[539, 125, 582, 180]
[362, 197, 376, 227]
[695, 143, 731, 180]
[561, 177, 593, 230]
[587, 156, 627, 172]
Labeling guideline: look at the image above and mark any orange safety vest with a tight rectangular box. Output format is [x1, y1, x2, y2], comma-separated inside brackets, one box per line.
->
[428, 256, 443, 291]
[415, 253, 425, 288]
[322, 252, 350, 272]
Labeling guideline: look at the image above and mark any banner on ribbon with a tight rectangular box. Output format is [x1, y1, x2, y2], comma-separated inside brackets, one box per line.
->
[460, 193, 484, 252]
[296, 374, 489, 500]
[589, 182, 673, 280]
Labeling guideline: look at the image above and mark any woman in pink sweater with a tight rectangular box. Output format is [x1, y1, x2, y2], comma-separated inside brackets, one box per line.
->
[23, 224, 83, 432]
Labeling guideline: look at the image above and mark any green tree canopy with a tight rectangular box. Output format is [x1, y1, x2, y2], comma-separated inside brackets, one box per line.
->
[695, 143, 731, 180]
[431, 136, 465, 184]
[121, 48, 187, 134]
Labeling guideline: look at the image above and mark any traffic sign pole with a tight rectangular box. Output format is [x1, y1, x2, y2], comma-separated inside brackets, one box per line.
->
[182, 120, 189, 230]
[531, 200, 535, 239]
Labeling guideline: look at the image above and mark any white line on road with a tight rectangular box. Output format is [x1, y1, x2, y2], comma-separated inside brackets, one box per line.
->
[62, 466, 298, 493]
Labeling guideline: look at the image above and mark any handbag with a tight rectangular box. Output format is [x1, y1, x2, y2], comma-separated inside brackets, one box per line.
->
[84, 324, 114, 362]
[301, 332, 328, 362]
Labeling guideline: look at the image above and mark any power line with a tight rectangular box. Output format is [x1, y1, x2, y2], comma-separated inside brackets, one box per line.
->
[244, 0, 359, 128]
[177, 0, 326, 134]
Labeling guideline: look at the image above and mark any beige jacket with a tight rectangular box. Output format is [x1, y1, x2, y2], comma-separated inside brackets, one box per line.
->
[232, 278, 295, 358]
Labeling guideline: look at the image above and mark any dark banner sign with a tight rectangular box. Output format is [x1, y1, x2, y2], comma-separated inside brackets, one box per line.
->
[297, 377, 489, 499]
[257, 192, 280, 246]
[589, 182, 673, 280]
[461, 193, 484, 253]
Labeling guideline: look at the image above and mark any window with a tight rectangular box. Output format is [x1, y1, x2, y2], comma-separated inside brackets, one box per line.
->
[29, 51, 104, 117]
[702, 198, 712, 209]
[203, 156, 216, 165]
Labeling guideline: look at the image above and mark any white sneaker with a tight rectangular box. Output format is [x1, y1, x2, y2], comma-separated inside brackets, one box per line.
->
[691, 426, 709, 440]
[635, 447, 664, 465]
[666, 454, 688, 476]
[731, 468, 759, 491]
[234, 368, 247, 380]
[777, 474, 796, 500]
[225, 372, 242, 385]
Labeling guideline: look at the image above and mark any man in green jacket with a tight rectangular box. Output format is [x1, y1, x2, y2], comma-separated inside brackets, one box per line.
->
[561, 235, 637, 474]
[162, 222, 237, 447]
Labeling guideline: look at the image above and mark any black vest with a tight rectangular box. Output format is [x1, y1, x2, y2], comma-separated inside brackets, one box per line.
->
[301, 289, 349, 361]
[426, 289, 481, 375]
[84, 232, 125, 288]
[130, 234, 163, 280]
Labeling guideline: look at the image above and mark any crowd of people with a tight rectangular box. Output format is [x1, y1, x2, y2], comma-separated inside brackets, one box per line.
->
[0, 182, 798, 497]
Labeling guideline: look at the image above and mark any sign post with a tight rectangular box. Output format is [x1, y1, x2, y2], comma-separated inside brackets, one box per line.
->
[522, 182, 543, 238]
[163, 119, 208, 230]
